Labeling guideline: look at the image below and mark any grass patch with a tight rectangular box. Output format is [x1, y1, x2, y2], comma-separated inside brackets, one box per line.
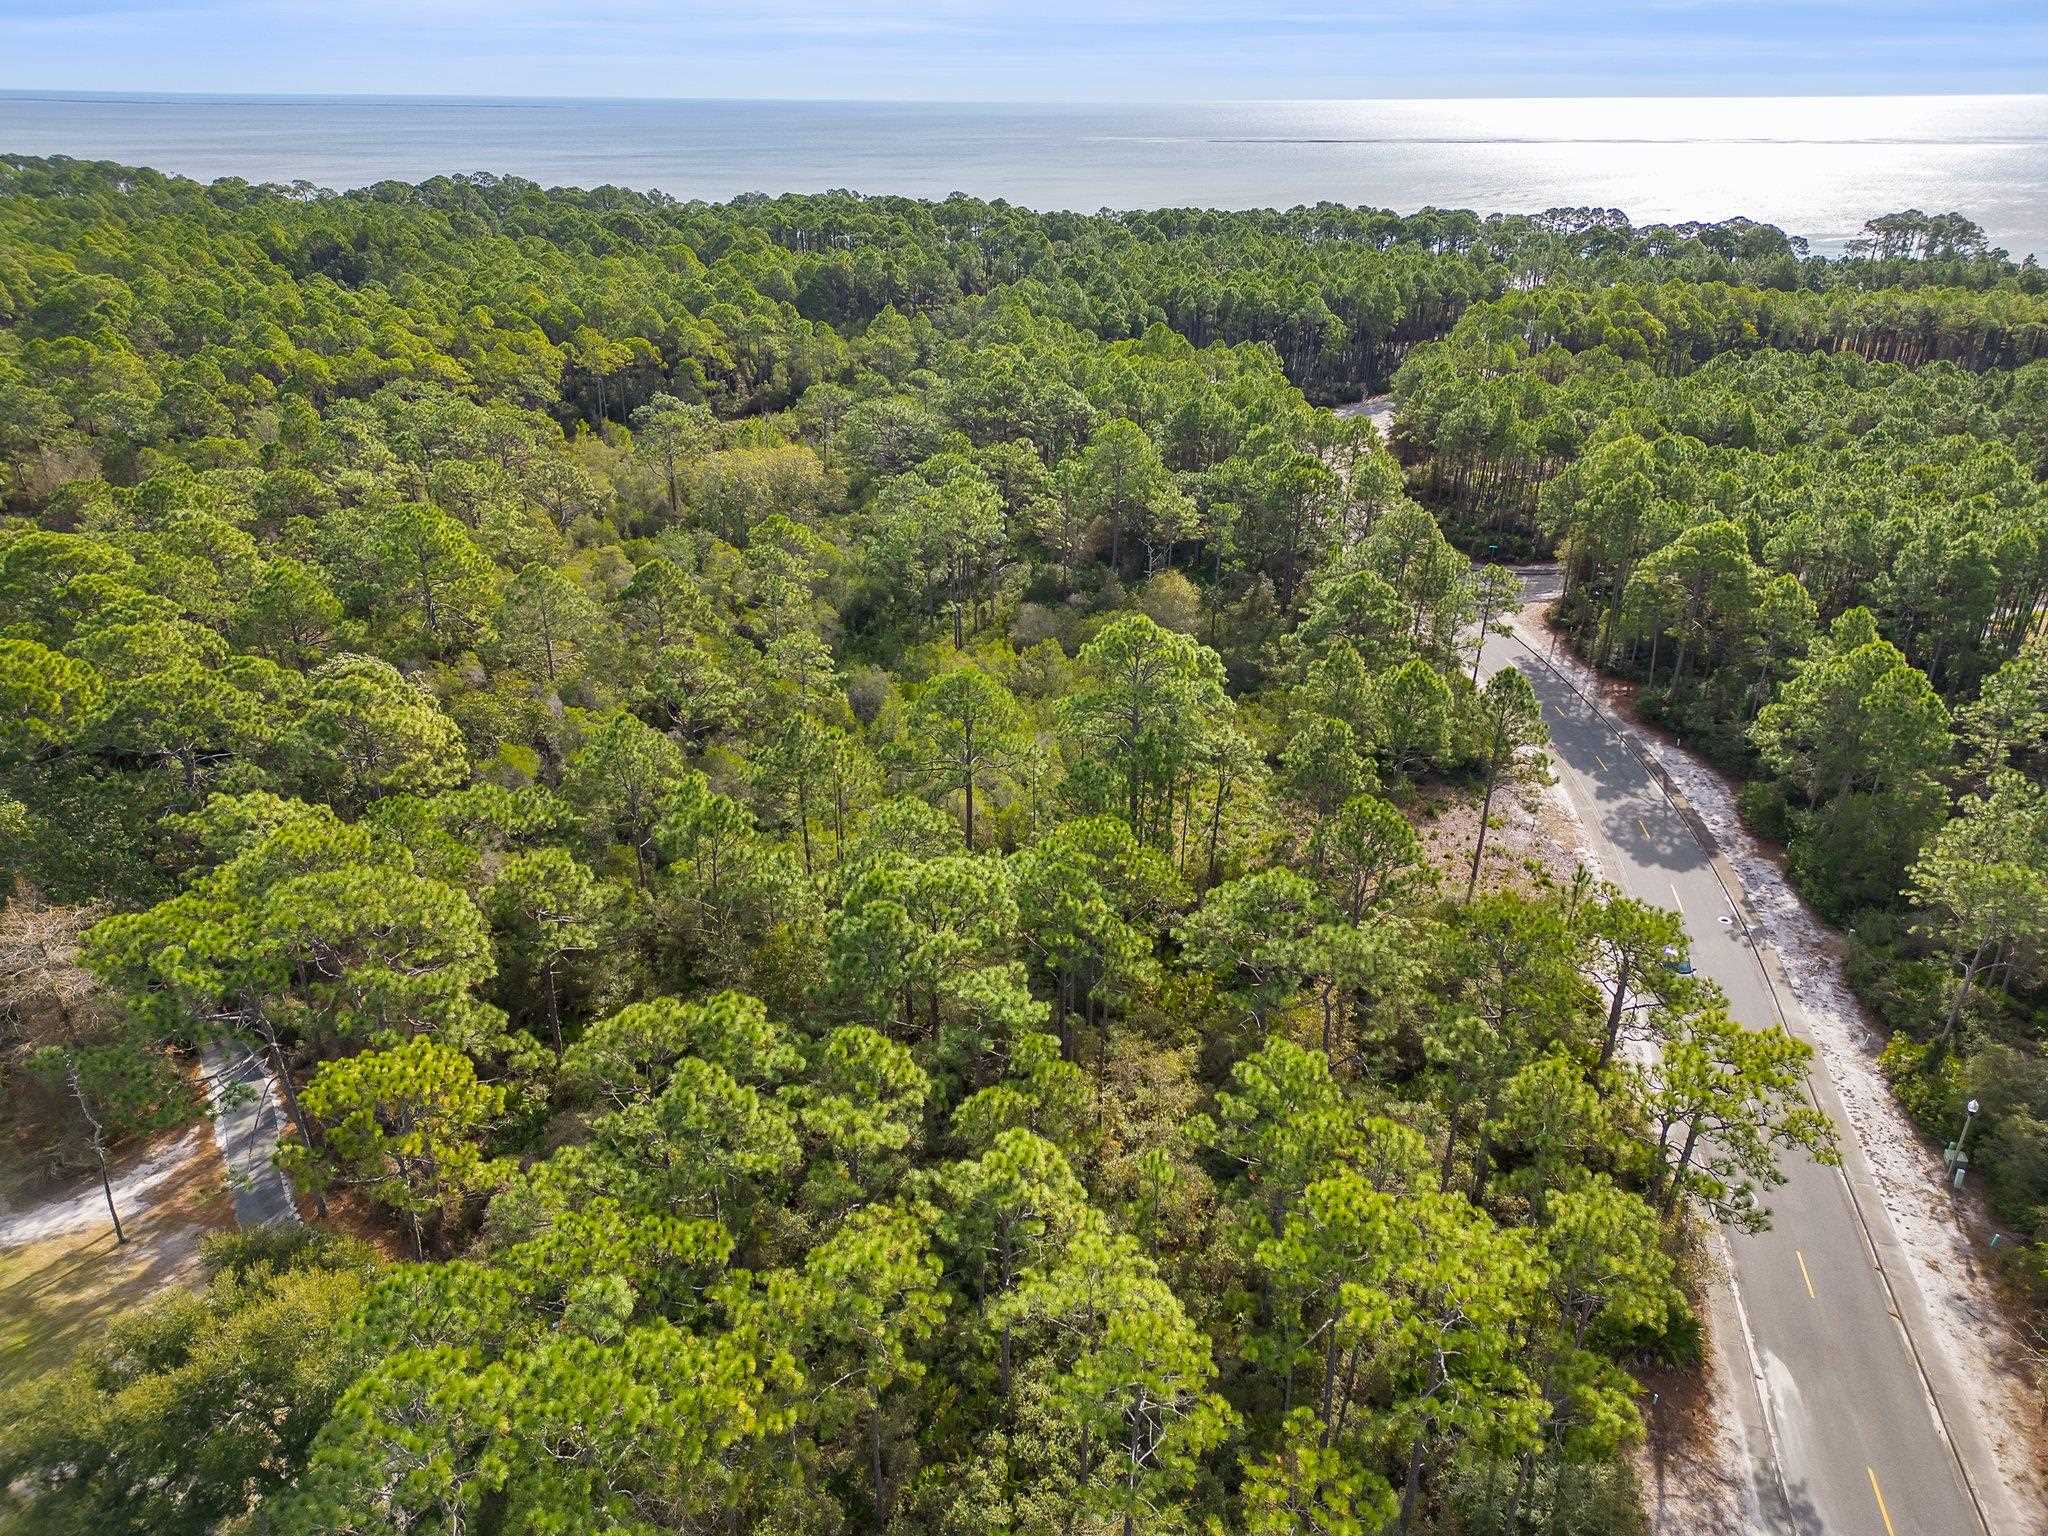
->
[0, 1209, 210, 1398]
[2, 1229, 164, 1394]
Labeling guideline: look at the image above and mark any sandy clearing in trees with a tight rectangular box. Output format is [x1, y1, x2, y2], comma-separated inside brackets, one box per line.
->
[0, 1119, 235, 1395]
[0, 1125, 214, 1248]
[1332, 393, 1397, 437]
[1409, 762, 1587, 901]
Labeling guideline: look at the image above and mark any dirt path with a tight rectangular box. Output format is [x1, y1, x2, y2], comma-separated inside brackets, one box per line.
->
[0, 1125, 213, 1247]
[0, 1122, 235, 1392]
[201, 1042, 300, 1228]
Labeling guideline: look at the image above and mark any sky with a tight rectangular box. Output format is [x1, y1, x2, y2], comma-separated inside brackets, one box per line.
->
[2, 0, 2045, 100]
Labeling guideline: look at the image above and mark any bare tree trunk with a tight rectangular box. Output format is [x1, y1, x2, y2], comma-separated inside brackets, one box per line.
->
[1505, 1449, 1536, 1530]
[1396, 1433, 1428, 1534]
[871, 1411, 888, 1528]
[1465, 749, 1503, 902]
[1662, 1120, 1704, 1214]
[544, 960, 564, 1062]
[962, 718, 976, 848]
[254, 1009, 326, 1218]
[1318, 1326, 1341, 1423]
[1941, 945, 1989, 1045]
[796, 767, 814, 879]
[1123, 1407, 1142, 1536]
[1596, 955, 1632, 1074]
[68, 1064, 124, 1244]
[1206, 767, 1230, 889]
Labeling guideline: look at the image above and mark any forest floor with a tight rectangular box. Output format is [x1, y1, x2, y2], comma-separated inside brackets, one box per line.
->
[1411, 770, 1589, 901]
[1515, 594, 2048, 1532]
[0, 1118, 234, 1394]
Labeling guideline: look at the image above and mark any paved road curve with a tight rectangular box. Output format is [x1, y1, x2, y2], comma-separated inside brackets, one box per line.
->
[1476, 576, 1986, 1536]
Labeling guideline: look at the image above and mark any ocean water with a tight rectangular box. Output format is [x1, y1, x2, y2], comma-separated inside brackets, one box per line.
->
[3, 91, 2046, 260]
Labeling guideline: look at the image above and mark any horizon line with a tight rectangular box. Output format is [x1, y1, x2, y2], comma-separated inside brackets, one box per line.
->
[4, 87, 2047, 107]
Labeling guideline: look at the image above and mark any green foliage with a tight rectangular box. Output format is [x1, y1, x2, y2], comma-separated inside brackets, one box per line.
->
[0, 1229, 378, 1536]
[1878, 1035, 1970, 1138]
[1644, 1005, 1837, 1229]
[282, 1036, 513, 1251]
[0, 159, 1948, 1533]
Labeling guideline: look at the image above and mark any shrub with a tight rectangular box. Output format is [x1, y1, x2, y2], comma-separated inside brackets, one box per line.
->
[1877, 1035, 1966, 1139]
[1735, 778, 1794, 845]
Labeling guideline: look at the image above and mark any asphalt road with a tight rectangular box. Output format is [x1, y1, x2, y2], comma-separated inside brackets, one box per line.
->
[1475, 578, 1984, 1536]
[202, 1041, 301, 1228]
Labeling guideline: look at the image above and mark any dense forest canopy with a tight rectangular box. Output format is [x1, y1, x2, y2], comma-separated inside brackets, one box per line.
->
[0, 155, 2038, 1536]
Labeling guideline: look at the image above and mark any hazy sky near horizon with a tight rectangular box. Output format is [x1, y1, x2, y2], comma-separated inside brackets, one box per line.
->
[3, 0, 2045, 100]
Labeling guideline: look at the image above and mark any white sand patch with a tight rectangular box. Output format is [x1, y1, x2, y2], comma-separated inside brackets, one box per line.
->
[0, 1125, 209, 1248]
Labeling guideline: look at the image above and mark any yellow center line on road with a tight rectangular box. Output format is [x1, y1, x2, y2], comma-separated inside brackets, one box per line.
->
[1868, 1467, 1897, 1536]
[1796, 1249, 1815, 1299]
[1636, 817, 1650, 839]
[1594, 754, 1609, 771]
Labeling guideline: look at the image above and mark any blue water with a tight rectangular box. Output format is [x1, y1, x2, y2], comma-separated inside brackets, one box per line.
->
[4, 91, 2046, 260]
